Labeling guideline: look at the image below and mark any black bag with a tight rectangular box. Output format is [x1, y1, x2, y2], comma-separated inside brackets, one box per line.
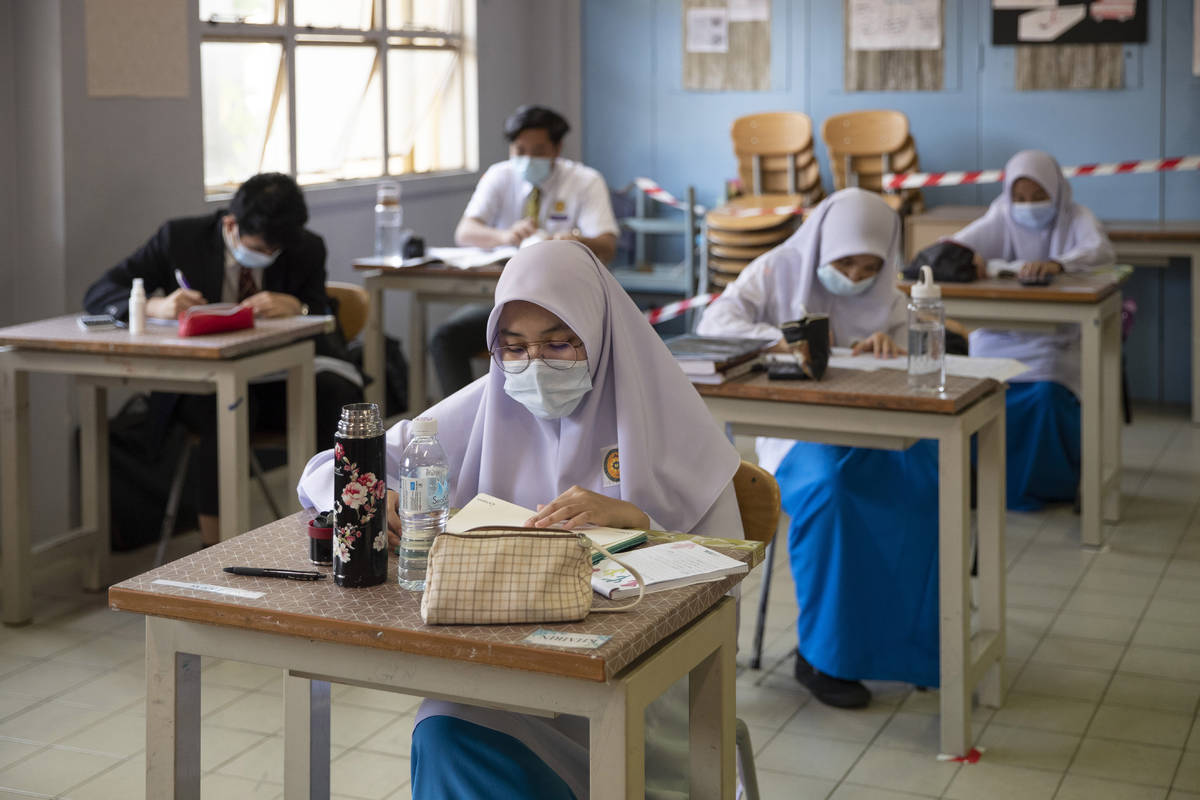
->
[903, 241, 977, 283]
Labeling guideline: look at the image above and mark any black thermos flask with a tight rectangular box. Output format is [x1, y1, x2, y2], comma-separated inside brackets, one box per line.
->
[332, 403, 388, 588]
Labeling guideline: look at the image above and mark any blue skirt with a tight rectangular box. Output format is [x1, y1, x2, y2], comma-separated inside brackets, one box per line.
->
[1002, 381, 1081, 511]
[775, 439, 941, 688]
[411, 715, 577, 800]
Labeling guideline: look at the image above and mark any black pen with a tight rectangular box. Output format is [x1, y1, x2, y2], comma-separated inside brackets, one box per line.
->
[223, 566, 325, 581]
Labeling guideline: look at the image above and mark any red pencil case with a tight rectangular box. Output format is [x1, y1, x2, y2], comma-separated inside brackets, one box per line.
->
[177, 304, 255, 337]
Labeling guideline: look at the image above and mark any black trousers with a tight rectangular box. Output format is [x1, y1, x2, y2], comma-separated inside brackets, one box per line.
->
[429, 304, 492, 396]
[171, 371, 362, 515]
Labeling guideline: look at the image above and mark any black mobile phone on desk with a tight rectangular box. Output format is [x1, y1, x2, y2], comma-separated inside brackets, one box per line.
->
[76, 314, 123, 330]
[1018, 274, 1054, 286]
[767, 361, 808, 381]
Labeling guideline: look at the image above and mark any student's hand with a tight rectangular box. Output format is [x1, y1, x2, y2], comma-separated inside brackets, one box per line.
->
[1019, 261, 1062, 280]
[973, 252, 987, 279]
[851, 332, 905, 359]
[239, 291, 302, 318]
[386, 490, 402, 549]
[526, 486, 651, 531]
[146, 288, 205, 319]
[504, 218, 538, 246]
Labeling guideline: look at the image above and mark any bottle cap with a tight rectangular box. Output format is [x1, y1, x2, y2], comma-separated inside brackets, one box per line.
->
[911, 265, 941, 300]
[132, 278, 145, 290]
[411, 417, 437, 437]
[376, 181, 400, 206]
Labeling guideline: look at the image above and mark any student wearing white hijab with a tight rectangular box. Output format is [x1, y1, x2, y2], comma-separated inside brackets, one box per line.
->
[697, 188, 940, 708]
[951, 150, 1115, 510]
[298, 240, 742, 799]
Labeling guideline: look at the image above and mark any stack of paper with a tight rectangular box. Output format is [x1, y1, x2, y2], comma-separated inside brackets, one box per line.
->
[427, 246, 517, 270]
[768, 347, 1031, 383]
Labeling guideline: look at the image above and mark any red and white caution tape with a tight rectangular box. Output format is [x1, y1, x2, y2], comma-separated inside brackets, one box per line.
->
[885, 154, 1200, 191]
[634, 177, 808, 219]
[644, 292, 721, 326]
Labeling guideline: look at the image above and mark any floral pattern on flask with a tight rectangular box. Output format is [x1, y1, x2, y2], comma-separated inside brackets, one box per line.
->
[332, 444, 384, 565]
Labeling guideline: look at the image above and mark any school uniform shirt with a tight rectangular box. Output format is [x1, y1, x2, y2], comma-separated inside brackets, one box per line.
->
[951, 150, 1116, 397]
[462, 157, 619, 239]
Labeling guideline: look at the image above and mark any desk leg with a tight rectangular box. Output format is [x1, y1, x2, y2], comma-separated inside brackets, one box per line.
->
[590, 686, 642, 800]
[146, 618, 200, 800]
[938, 428, 972, 757]
[408, 292, 427, 413]
[1080, 314, 1104, 547]
[216, 372, 251, 542]
[284, 674, 330, 800]
[976, 404, 1007, 709]
[0, 365, 31, 625]
[286, 358, 317, 502]
[689, 624, 736, 799]
[364, 280, 385, 411]
[78, 382, 109, 591]
[1102, 305, 1123, 524]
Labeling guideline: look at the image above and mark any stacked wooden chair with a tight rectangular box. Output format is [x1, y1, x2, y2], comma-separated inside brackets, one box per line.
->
[704, 112, 824, 292]
[821, 109, 924, 215]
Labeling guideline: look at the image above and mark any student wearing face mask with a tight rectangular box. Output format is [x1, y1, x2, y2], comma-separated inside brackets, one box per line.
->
[430, 105, 620, 397]
[696, 188, 939, 708]
[950, 150, 1115, 511]
[298, 240, 743, 800]
[84, 173, 362, 547]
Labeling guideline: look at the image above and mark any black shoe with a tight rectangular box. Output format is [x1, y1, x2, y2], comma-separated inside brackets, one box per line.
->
[794, 652, 871, 709]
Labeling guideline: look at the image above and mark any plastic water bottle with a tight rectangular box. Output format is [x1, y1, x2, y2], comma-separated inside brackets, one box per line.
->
[398, 417, 450, 590]
[907, 265, 946, 393]
[374, 182, 409, 261]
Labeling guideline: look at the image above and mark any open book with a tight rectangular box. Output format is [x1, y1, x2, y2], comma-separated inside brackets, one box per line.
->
[591, 540, 748, 600]
[446, 493, 647, 564]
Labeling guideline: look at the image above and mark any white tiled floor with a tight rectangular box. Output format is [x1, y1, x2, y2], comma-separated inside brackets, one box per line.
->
[0, 405, 1197, 799]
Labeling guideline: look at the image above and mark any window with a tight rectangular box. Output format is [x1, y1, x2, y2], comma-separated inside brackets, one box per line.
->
[199, 0, 469, 194]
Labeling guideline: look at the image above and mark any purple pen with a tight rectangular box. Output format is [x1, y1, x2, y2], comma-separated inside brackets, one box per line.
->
[174, 269, 192, 290]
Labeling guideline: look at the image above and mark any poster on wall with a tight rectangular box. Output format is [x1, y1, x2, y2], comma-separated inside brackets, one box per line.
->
[992, 1, 1147, 45]
[685, 7, 730, 53]
[849, 0, 941, 50]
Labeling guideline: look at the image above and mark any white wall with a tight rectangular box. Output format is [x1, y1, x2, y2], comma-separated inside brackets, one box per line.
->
[0, 0, 582, 546]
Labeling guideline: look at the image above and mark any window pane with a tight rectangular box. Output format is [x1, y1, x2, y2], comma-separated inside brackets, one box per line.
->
[387, 48, 464, 175]
[387, 0, 460, 32]
[293, 0, 373, 30]
[199, 0, 279, 24]
[201, 42, 290, 193]
[295, 46, 384, 184]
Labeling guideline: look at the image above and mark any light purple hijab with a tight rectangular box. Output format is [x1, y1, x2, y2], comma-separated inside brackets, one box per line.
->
[298, 240, 740, 534]
[952, 150, 1115, 269]
[701, 187, 905, 346]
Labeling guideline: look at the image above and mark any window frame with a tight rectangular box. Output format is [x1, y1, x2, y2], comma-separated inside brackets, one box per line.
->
[199, 0, 471, 195]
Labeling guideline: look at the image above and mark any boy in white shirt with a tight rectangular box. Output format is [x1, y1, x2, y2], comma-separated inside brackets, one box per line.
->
[431, 105, 619, 396]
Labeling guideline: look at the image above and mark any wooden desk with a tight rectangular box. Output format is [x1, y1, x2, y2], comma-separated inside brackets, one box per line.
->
[353, 260, 504, 415]
[906, 206, 1200, 423]
[698, 369, 1007, 757]
[894, 271, 1126, 549]
[0, 315, 331, 625]
[109, 514, 760, 799]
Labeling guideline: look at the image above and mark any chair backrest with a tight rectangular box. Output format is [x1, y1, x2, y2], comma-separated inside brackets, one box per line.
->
[326, 281, 370, 341]
[821, 110, 909, 156]
[732, 112, 813, 156]
[732, 460, 781, 545]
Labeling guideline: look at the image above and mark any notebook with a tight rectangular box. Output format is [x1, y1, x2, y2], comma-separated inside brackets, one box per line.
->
[446, 493, 647, 564]
[591, 540, 748, 600]
[663, 334, 774, 376]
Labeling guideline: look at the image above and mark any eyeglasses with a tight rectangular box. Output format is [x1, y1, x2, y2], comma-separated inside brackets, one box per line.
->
[490, 339, 585, 374]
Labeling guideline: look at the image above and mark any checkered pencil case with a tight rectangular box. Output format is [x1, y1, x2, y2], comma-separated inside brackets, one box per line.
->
[420, 527, 644, 625]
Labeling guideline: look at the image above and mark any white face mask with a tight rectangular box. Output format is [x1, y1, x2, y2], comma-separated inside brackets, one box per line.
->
[502, 360, 591, 419]
[510, 155, 553, 186]
[816, 263, 876, 297]
[224, 225, 279, 269]
[1011, 201, 1056, 230]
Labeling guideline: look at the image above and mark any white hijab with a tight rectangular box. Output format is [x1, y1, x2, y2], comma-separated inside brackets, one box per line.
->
[952, 150, 1114, 268]
[298, 240, 740, 534]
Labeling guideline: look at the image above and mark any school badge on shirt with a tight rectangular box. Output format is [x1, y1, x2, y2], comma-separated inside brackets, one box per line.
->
[601, 445, 620, 487]
[549, 199, 569, 222]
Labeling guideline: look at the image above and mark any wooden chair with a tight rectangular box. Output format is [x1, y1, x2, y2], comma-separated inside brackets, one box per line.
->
[732, 111, 826, 207]
[731, 460, 782, 672]
[325, 281, 370, 341]
[821, 110, 924, 214]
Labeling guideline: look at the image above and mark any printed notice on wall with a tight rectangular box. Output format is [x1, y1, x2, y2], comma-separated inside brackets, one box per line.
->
[85, 0, 189, 97]
[849, 0, 941, 51]
[728, 0, 771, 22]
[686, 7, 730, 53]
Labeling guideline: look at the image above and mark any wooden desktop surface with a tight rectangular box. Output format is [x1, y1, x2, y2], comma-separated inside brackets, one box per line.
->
[109, 513, 761, 684]
[0, 314, 333, 360]
[697, 366, 998, 414]
[896, 270, 1127, 303]
[909, 205, 1200, 242]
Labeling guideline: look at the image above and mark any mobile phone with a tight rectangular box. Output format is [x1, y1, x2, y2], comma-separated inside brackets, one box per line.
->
[767, 362, 808, 381]
[77, 314, 122, 330]
[1018, 274, 1054, 286]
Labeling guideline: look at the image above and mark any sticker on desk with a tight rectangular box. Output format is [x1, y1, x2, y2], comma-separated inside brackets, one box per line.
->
[523, 629, 611, 649]
[152, 579, 265, 600]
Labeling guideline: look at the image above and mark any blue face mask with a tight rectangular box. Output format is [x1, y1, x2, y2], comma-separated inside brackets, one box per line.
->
[503, 360, 591, 419]
[816, 263, 876, 297]
[510, 155, 553, 186]
[224, 225, 280, 269]
[1011, 201, 1056, 230]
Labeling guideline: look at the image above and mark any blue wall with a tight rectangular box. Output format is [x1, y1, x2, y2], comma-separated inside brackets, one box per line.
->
[581, 0, 1199, 404]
